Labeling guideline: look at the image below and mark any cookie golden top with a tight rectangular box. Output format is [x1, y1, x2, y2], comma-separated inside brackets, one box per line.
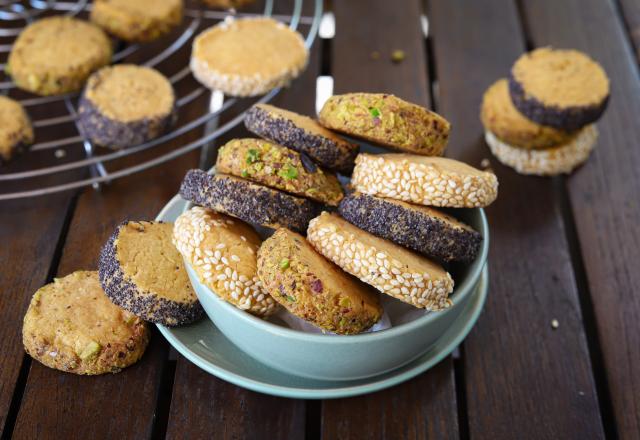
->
[481, 79, 575, 149]
[84, 65, 174, 122]
[511, 48, 609, 107]
[0, 96, 33, 160]
[94, 0, 182, 21]
[192, 17, 308, 78]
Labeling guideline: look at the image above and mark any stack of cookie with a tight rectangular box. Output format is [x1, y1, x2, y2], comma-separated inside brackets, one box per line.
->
[481, 47, 609, 176]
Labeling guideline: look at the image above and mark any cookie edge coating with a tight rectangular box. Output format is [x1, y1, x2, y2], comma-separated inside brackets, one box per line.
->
[22, 271, 150, 375]
[98, 222, 204, 327]
[339, 193, 482, 263]
[508, 74, 609, 131]
[244, 105, 358, 173]
[179, 169, 321, 233]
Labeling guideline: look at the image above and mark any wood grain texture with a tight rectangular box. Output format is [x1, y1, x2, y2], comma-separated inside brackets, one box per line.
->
[617, 0, 640, 60]
[427, 0, 605, 438]
[320, 1, 459, 438]
[519, 0, 640, 437]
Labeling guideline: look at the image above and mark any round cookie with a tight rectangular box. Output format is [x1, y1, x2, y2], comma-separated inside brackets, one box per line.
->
[174, 207, 279, 316]
[99, 221, 204, 326]
[23, 271, 149, 375]
[257, 228, 382, 334]
[485, 125, 598, 176]
[318, 93, 450, 156]
[480, 79, 576, 149]
[179, 169, 320, 233]
[509, 48, 609, 131]
[244, 104, 359, 173]
[7, 16, 112, 96]
[91, 0, 183, 42]
[307, 212, 454, 310]
[190, 17, 308, 97]
[339, 192, 482, 263]
[216, 138, 344, 206]
[78, 65, 175, 149]
[351, 153, 498, 208]
[0, 95, 34, 163]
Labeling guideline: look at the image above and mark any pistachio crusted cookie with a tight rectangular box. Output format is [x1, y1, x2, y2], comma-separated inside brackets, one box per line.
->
[91, 0, 183, 42]
[180, 170, 321, 233]
[307, 213, 454, 310]
[509, 48, 609, 131]
[319, 93, 450, 155]
[23, 271, 149, 375]
[339, 193, 482, 263]
[481, 79, 576, 149]
[174, 207, 278, 316]
[244, 104, 359, 173]
[257, 228, 382, 334]
[190, 17, 308, 97]
[216, 138, 344, 206]
[0, 96, 33, 163]
[99, 221, 204, 326]
[485, 125, 598, 176]
[352, 153, 498, 208]
[7, 16, 112, 95]
[78, 65, 176, 149]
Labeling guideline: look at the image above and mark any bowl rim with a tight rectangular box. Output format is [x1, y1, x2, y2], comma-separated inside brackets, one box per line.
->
[181, 200, 490, 344]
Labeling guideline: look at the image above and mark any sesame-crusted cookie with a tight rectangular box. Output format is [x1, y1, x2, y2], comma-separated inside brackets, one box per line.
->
[23, 271, 149, 375]
[201, 0, 255, 8]
[191, 17, 308, 97]
[351, 153, 498, 208]
[509, 48, 609, 131]
[174, 207, 279, 316]
[7, 16, 112, 96]
[307, 212, 454, 310]
[318, 93, 450, 155]
[481, 79, 576, 150]
[91, 0, 183, 42]
[244, 104, 359, 173]
[0, 96, 33, 163]
[78, 65, 175, 149]
[98, 221, 204, 326]
[485, 125, 597, 176]
[216, 138, 344, 206]
[339, 192, 482, 263]
[257, 228, 382, 334]
[180, 169, 321, 233]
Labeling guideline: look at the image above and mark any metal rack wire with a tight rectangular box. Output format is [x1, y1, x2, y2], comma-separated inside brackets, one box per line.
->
[0, 0, 323, 200]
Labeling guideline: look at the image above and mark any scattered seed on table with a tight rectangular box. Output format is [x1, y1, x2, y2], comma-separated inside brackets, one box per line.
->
[391, 49, 406, 63]
[551, 319, 559, 329]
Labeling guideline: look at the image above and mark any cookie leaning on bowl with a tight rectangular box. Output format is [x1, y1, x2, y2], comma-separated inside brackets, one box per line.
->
[174, 206, 279, 316]
[308, 212, 454, 310]
[257, 228, 382, 334]
[319, 93, 450, 156]
[352, 153, 498, 208]
[244, 104, 359, 173]
[216, 138, 344, 206]
[0, 96, 34, 163]
[99, 221, 204, 326]
[23, 271, 149, 375]
[339, 192, 482, 263]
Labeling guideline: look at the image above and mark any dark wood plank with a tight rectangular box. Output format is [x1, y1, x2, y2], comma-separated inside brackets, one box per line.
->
[617, 0, 640, 60]
[519, 0, 640, 437]
[320, 1, 459, 438]
[427, 0, 605, 438]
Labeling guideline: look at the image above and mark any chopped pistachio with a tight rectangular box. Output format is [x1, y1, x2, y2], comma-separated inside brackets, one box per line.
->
[369, 107, 381, 118]
[339, 297, 351, 307]
[278, 165, 298, 180]
[391, 49, 406, 63]
[246, 148, 260, 164]
[286, 295, 296, 302]
[279, 258, 290, 270]
[78, 341, 102, 360]
[254, 162, 264, 171]
[241, 169, 249, 178]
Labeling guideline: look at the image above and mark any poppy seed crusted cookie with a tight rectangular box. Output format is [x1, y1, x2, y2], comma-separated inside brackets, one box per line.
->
[0, 96, 34, 163]
[319, 93, 450, 155]
[244, 104, 359, 173]
[307, 212, 454, 310]
[78, 65, 176, 149]
[98, 221, 204, 326]
[339, 193, 482, 263]
[509, 48, 609, 131]
[257, 228, 382, 334]
[23, 271, 149, 375]
[180, 170, 321, 233]
[216, 138, 344, 206]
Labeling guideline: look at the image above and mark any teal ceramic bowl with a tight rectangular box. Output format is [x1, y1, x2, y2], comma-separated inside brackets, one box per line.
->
[184, 207, 489, 381]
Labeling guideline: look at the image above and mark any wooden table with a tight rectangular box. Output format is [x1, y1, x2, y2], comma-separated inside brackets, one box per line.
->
[1, 0, 639, 438]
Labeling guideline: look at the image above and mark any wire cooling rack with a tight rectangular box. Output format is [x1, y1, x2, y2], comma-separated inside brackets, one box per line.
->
[0, 0, 322, 200]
